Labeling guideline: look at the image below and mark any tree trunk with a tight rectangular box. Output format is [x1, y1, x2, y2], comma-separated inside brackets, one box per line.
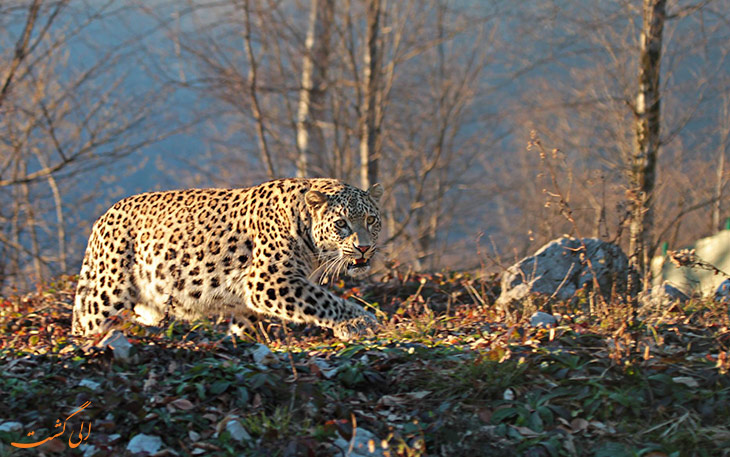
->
[242, 0, 277, 179]
[296, 0, 334, 178]
[715, 97, 730, 232]
[714, 147, 724, 233]
[359, 0, 381, 190]
[628, 0, 665, 290]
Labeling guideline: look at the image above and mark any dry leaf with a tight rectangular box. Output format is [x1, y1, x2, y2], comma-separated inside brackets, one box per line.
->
[570, 418, 589, 433]
[170, 398, 195, 411]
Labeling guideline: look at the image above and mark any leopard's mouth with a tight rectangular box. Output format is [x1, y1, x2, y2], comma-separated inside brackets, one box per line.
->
[348, 257, 371, 270]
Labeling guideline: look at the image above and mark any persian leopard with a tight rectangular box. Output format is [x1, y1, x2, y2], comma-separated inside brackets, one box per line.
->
[72, 178, 383, 340]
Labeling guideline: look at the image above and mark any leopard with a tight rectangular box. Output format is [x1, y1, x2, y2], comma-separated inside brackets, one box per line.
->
[72, 178, 383, 340]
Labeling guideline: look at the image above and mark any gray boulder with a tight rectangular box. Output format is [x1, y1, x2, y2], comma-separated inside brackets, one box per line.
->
[715, 279, 730, 304]
[497, 237, 635, 308]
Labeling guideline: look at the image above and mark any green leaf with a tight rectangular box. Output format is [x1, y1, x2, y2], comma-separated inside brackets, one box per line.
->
[593, 442, 633, 457]
[537, 406, 554, 427]
[491, 407, 519, 424]
[166, 321, 176, 339]
[236, 386, 249, 406]
[209, 380, 231, 395]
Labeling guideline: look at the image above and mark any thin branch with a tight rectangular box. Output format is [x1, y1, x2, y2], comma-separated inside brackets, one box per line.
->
[240, 0, 277, 179]
[0, 0, 42, 109]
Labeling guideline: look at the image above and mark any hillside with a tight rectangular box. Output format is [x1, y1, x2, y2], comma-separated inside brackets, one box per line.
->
[1, 273, 729, 457]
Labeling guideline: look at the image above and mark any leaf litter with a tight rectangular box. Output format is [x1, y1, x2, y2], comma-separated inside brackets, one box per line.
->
[0, 272, 729, 456]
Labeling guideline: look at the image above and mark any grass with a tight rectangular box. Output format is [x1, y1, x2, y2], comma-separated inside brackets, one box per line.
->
[0, 272, 729, 456]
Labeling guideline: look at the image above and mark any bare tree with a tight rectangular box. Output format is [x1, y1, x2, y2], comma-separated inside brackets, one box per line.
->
[500, 0, 729, 273]
[296, 0, 334, 178]
[713, 95, 730, 232]
[0, 1, 174, 291]
[627, 0, 665, 287]
[358, 0, 381, 190]
[240, 0, 276, 179]
[144, 0, 507, 271]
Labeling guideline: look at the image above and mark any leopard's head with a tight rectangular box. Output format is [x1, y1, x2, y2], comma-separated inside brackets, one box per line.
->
[306, 182, 383, 281]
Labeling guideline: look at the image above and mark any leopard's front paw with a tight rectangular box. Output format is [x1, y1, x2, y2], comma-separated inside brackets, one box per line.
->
[333, 312, 378, 341]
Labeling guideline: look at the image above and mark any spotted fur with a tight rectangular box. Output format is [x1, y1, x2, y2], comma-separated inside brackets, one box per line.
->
[72, 178, 383, 340]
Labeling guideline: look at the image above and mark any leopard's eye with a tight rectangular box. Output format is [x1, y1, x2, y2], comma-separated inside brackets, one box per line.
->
[335, 219, 348, 229]
[366, 215, 377, 225]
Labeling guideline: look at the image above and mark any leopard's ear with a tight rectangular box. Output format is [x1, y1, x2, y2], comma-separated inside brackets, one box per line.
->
[305, 190, 328, 209]
[367, 183, 383, 202]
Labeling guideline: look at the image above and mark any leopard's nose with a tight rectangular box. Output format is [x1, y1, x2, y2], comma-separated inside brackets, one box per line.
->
[355, 245, 371, 254]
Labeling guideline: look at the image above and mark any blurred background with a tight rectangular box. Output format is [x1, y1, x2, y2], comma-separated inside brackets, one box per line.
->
[1, 0, 729, 292]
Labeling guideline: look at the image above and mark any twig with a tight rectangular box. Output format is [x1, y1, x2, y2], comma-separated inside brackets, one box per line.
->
[668, 249, 730, 279]
[531, 131, 610, 314]
[240, 0, 277, 179]
[347, 412, 358, 457]
[547, 262, 575, 305]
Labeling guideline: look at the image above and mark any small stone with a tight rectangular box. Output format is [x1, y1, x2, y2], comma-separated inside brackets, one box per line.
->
[82, 444, 100, 457]
[715, 279, 730, 304]
[333, 428, 385, 457]
[0, 421, 23, 433]
[78, 379, 101, 390]
[126, 433, 163, 454]
[313, 358, 340, 379]
[251, 343, 278, 369]
[97, 329, 132, 360]
[226, 419, 252, 442]
[529, 312, 557, 328]
[643, 282, 689, 308]
[108, 434, 122, 444]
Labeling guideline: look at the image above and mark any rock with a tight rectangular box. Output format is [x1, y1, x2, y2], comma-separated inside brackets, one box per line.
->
[0, 421, 23, 433]
[214, 415, 252, 442]
[226, 419, 252, 442]
[497, 237, 636, 309]
[529, 312, 557, 328]
[252, 343, 278, 369]
[333, 428, 386, 457]
[652, 230, 730, 296]
[312, 358, 340, 379]
[97, 329, 132, 360]
[82, 444, 100, 457]
[126, 433, 163, 454]
[78, 379, 101, 390]
[715, 279, 730, 304]
[642, 282, 689, 308]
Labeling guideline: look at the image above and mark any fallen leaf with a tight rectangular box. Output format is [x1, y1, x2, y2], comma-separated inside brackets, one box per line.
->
[478, 409, 492, 423]
[570, 418, 589, 433]
[672, 376, 699, 388]
[170, 398, 195, 411]
[510, 425, 539, 437]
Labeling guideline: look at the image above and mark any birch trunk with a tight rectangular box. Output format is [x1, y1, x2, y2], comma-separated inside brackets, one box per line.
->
[628, 0, 666, 290]
[359, 0, 381, 190]
[714, 98, 730, 232]
[296, 0, 334, 178]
